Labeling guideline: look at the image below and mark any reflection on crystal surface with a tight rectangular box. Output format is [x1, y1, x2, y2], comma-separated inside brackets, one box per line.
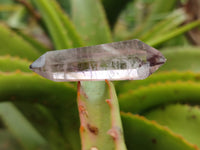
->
[30, 39, 166, 81]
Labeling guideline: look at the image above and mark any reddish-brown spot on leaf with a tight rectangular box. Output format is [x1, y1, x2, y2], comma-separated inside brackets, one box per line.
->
[87, 124, 98, 135]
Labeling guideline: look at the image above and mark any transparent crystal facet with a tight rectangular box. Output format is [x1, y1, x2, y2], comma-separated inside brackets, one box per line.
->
[30, 39, 166, 81]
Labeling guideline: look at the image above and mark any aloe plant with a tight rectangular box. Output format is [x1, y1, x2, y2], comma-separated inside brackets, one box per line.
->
[0, 0, 200, 150]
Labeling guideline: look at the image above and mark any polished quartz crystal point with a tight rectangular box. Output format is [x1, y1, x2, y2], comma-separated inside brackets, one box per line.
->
[30, 39, 166, 82]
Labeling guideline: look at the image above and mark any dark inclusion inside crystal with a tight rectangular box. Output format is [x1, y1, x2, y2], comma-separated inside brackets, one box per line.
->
[148, 54, 165, 66]
[49, 56, 144, 72]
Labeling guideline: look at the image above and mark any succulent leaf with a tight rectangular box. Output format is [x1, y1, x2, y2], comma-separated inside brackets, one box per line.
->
[71, 0, 112, 45]
[147, 20, 200, 47]
[0, 56, 31, 72]
[0, 102, 48, 150]
[145, 104, 200, 148]
[141, 9, 186, 41]
[160, 47, 200, 72]
[31, 0, 71, 49]
[15, 31, 50, 53]
[116, 71, 200, 94]
[143, 0, 177, 32]
[0, 24, 40, 61]
[119, 81, 200, 114]
[50, 0, 84, 47]
[0, 129, 22, 150]
[0, 73, 80, 150]
[121, 112, 198, 150]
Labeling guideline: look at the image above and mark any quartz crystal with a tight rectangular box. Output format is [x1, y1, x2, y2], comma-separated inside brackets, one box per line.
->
[30, 39, 166, 81]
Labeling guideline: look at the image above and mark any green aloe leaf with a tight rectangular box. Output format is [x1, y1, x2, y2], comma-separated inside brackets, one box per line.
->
[0, 0, 13, 4]
[6, 6, 26, 29]
[147, 20, 200, 47]
[31, 0, 71, 49]
[0, 129, 22, 150]
[160, 47, 200, 72]
[15, 103, 73, 150]
[145, 104, 200, 148]
[77, 81, 126, 150]
[0, 73, 80, 150]
[0, 4, 20, 12]
[50, 0, 84, 47]
[71, 0, 112, 45]
[116, 71, 200, 94]
[0, 102, 48, 150]
[119, 81, 200, 114]
[70, 0, 124, 149]
[121, 112, 198, 150]
[0, 55, 31, 72]
[56, 0, 71, 14]
[142, 0, 177, 32]
[141, 9, 186, 41]
[0, 0, 15, 20]
[31, 0, 84, 49]
[16, 31, 49, 54]
[0, 24, 40, 61]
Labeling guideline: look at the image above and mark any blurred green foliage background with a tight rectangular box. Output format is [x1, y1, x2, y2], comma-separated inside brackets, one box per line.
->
[0, 0, 200, 150]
